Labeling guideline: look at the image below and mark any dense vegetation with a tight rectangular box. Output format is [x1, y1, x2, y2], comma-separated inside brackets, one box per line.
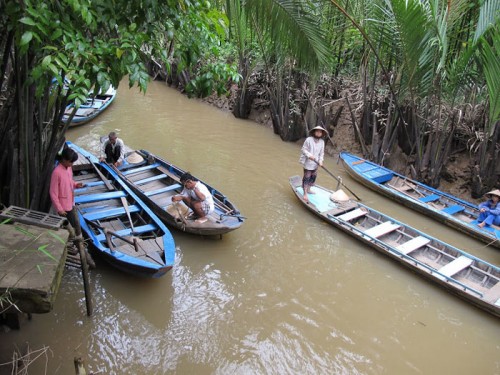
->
[0, 0, 498, 213]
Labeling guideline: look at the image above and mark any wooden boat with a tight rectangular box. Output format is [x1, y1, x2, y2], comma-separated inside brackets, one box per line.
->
[112, 149, 245, 237]
[62, 86, 117, 127]
[289, 175, 500, 318]
[67, 142, 176, 278]
[339, 151, 500, 249]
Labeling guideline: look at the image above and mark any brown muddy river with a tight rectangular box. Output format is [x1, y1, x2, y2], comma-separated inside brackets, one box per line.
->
[1, 81, 499, 374]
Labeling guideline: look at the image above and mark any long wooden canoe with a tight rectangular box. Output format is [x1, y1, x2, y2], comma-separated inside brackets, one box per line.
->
[339, 151, 500, 249]
[67, 142, 176, 278]
[112, 149, 245, 237]
[62, 86, 117, 127]
[289, 175, 500, 318]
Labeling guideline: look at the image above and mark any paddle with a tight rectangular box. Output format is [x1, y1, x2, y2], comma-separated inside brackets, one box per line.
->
[86, 157, 136, 232]
[312, 159, 362, 201]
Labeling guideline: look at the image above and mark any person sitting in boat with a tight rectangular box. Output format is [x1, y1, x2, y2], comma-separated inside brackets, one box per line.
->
[478, 189, 500, 228]
[99, 131, 125, 167]
[171, 172, 214, 224]
[299, 126, 327, 202]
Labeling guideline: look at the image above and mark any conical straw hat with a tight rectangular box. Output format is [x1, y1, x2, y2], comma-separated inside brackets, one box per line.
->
[485, 189, 500, 198]
[330, 189, 350, 202]
[126, 152, 144, 164]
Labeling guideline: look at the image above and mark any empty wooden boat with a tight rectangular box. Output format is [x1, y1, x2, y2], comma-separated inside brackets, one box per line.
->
[289, 175, 500, 318]
[112, 149, 245, 237]
[339, 151, 500, 249]
[62, 86, 117, 127]
[67, 142, 176, 278]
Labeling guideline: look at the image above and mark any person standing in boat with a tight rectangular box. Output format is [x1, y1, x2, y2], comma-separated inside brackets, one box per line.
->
[100, 131, 125, 167]
[50, 147, 84, 239]
[171, 172, 214, 224]
[478, 189, 500, 228]
[299, 126, 327, 202]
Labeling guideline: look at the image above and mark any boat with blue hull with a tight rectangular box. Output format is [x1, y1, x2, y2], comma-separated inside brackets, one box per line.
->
[67, 142, 176, 278]
[112, 149, 245, 237]
[339, 151, 500, 249]
[62, 86, 117, 127]
[289, 175, 500, 318]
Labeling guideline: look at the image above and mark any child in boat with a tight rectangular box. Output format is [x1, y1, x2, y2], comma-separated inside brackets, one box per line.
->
[171, 172, 214, 224]
[299, 126, 327, 202]
[478, 189, 500, 228]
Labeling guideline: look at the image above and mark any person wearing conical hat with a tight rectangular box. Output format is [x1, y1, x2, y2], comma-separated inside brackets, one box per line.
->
[299, 126, 328, 202]
[477, 189, 500, 228]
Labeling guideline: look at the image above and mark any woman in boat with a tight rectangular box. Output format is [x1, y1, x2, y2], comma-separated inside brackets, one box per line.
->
[50, 147, 85, 239]
[171, 172, 214, 224]
[299, 126, 327, 202]
[478, 189, 500, 228]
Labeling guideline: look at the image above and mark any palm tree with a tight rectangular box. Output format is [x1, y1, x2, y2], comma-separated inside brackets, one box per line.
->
[226, 0, 332, 140]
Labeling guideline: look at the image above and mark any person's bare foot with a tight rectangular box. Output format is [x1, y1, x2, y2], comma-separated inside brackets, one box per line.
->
[303, 194, 309, 203]
[478, 222, 486, 228]
[308, 190, 316, 194]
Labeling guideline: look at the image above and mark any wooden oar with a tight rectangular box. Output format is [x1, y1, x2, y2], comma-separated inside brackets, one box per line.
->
[312, 159, 362, 201]
[86, 157, 135, 232]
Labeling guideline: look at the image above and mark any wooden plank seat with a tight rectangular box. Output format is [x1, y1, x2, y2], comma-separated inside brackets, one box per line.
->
[337, 208, 367, 222]
[396, 236, 430, 255]
[438, 255, 473, 277]
[144, 184, 182, 197]
[121, 163, 161, 176]
[364, 221, 401, 238]
[483, 282, 500, 305]
[441, 204, 465, 215]
[83, 205, 140, 221]
[75, 190, 127, 204]
[95, 223, 158, 242]
[135, 174, 168, 185]
[81, 180, 106, 188]
[419, 194, 440, 203]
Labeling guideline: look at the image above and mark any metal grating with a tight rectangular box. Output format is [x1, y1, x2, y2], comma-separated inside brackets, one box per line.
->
[0, 205, 68, 229]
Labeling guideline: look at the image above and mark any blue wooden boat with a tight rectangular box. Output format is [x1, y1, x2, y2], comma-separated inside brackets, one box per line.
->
[112, 149, 245, 237]
[339, 151, 500, 249]
[289, 175, 500, 318]
[67, 142, 176, 278]
[62, 86, 117, 127]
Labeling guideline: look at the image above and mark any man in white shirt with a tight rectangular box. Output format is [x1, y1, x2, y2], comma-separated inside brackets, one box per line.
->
[100, 132, 125, 167]
[172, 172, 214, 223]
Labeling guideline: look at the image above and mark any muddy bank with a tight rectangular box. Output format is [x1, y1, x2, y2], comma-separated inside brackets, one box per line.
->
[200, 91, 480, 204]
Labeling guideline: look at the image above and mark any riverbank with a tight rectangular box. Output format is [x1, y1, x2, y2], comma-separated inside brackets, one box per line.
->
[200, 88, 480, 204]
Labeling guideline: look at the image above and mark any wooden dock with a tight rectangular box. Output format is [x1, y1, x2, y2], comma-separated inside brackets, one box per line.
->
[0, 223, 69, 314]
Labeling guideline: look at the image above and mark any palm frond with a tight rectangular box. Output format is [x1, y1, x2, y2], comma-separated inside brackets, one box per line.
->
[474, 0, 500, 43]
[243, 0, 331, 72]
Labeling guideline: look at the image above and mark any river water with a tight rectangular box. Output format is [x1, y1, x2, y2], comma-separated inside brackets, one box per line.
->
[1, 81, 499, 374]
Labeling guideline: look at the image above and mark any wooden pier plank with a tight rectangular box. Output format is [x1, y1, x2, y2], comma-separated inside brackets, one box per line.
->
[0, 224, 69, 313]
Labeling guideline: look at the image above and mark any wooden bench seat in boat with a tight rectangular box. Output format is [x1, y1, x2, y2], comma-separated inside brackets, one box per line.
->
[438, 255, 473, 277]
[337, 208, 367, 222]
[144, 184, 182, 197]
[135, 174, 168, 185]
[364, 221, 400, 238]
[83, 205, 140, 221]
[121, 163, 161, 175]
[75, 190, 127, 204]
[419, 194, 440, 203]
[396, 236, 431, 255]
[441, 204, 465, 215]
[483, 282, 500, 305]
[95, 223, 158, 241]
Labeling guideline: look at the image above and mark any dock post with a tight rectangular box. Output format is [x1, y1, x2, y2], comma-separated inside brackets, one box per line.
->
[76, 237, 93, 316]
